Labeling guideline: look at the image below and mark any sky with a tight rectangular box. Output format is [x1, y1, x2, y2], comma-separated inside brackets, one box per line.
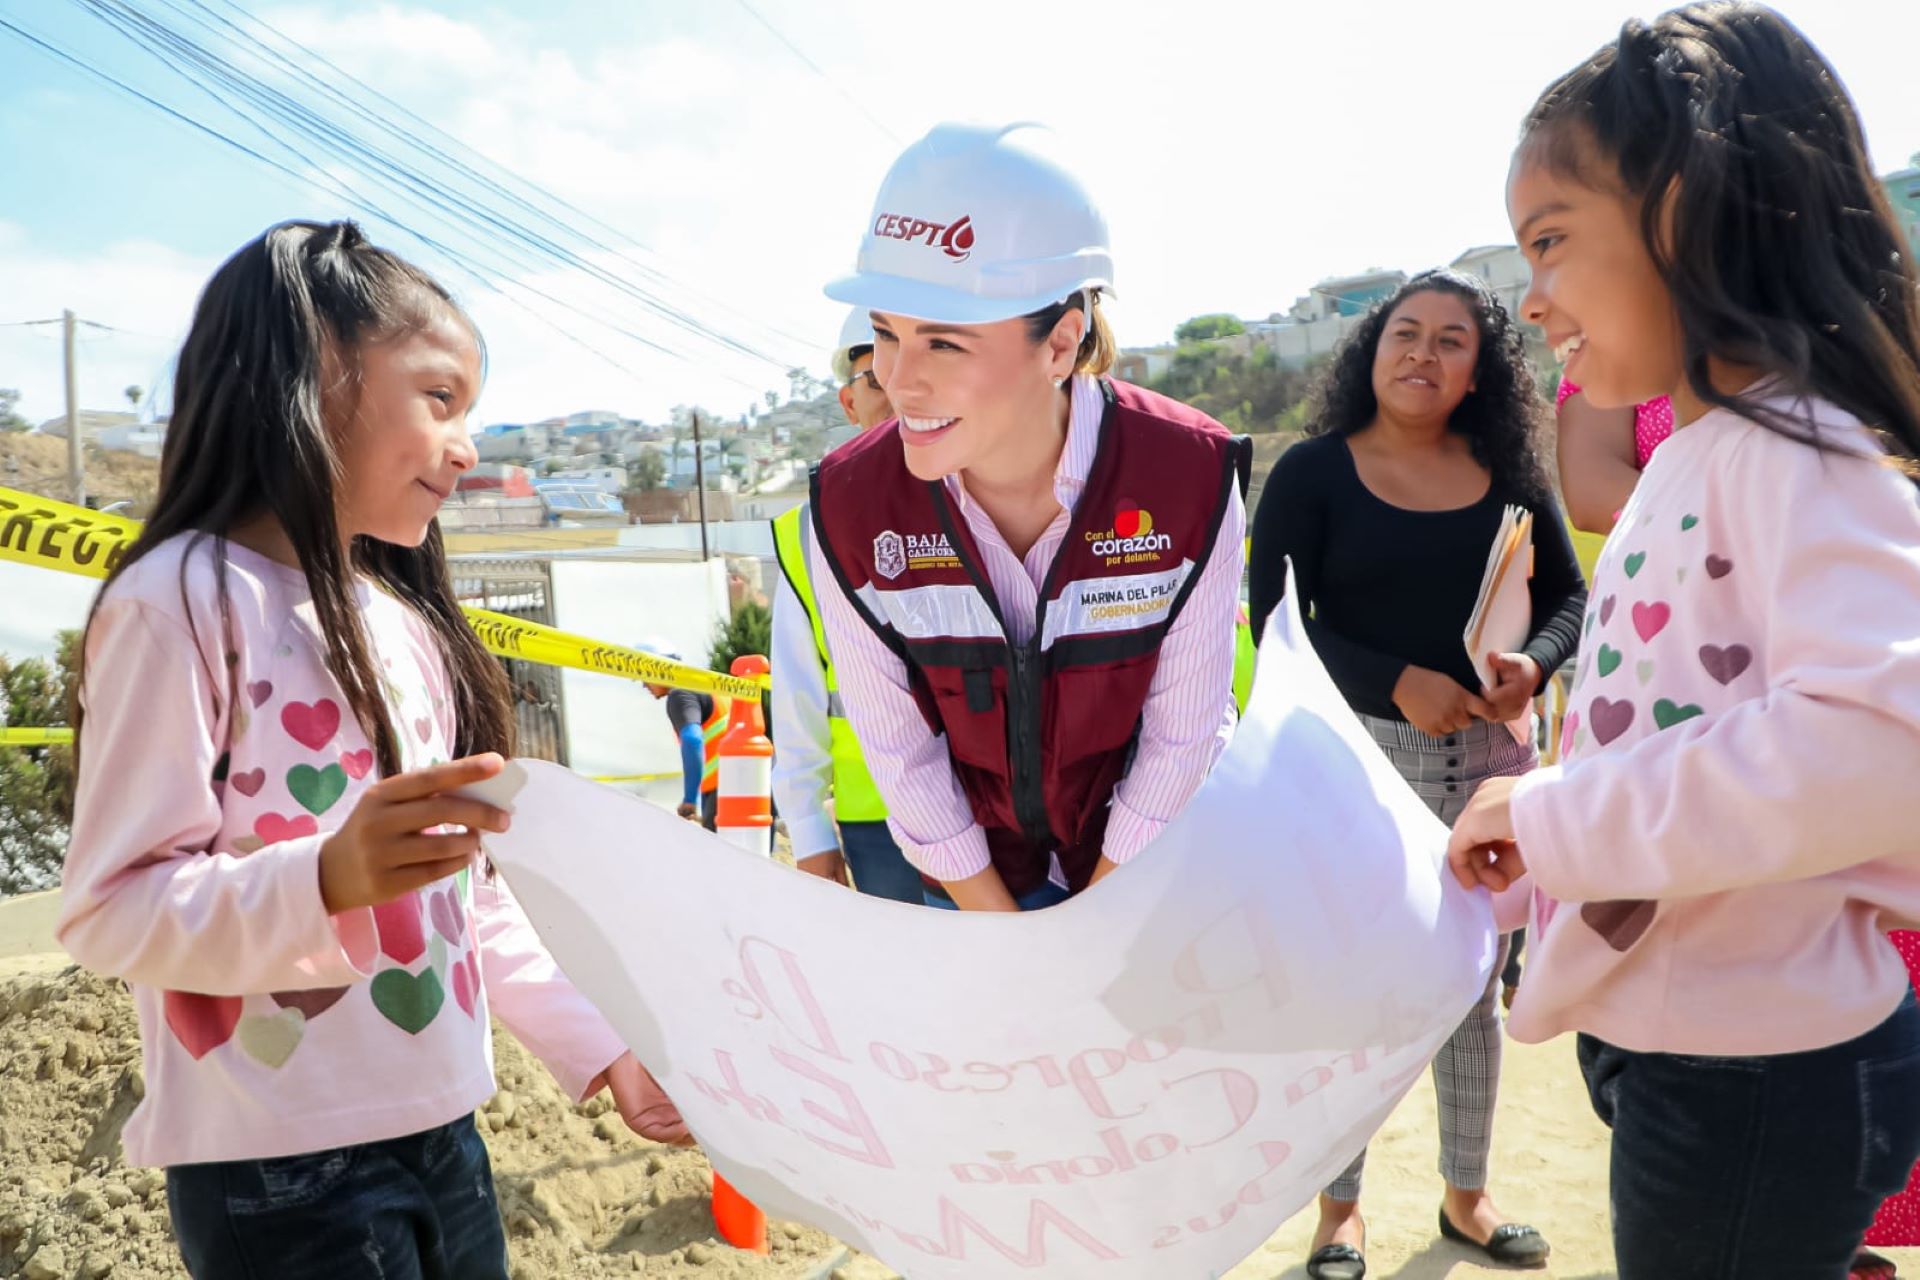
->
[2, 0, 1917, 430]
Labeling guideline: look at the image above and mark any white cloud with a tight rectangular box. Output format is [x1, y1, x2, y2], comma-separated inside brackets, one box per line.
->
[8, 0, 1919, 429]
[0, 223, 213, 425]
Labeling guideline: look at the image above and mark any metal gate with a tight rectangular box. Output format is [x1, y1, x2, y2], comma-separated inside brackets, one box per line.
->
[450, 557, 569, 766]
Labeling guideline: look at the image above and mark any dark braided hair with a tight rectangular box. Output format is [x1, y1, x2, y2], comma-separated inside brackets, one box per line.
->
[1520, 2, 1920, 473]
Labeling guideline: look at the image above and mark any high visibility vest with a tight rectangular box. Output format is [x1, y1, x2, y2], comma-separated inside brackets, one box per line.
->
[1233, 605, 1256, 715]
[770, 504, 889, 822]
[700, 699, 727, 794]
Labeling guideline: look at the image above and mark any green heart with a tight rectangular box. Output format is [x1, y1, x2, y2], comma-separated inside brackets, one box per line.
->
[430, 934, 448, 979]
[371, 968, 444, 1036]
[1636, 659, 1656, 686]
[287, 764, 348, 816]
[1654, 699, 1705, 730]
[1596, 645, 1622, 677]
[1584, 611, 1596, 638]
[1624, 551, 1647, 579]
[238, 1009, 305, 1069]
[456, 867, 470, 898]
[1681, 514, 1699, 531]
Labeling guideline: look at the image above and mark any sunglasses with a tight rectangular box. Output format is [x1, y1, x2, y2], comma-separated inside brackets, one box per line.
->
[845, 369, 881, 392]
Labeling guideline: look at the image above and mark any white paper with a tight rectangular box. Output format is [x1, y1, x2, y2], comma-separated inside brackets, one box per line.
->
[473, 590, 1497, 1279]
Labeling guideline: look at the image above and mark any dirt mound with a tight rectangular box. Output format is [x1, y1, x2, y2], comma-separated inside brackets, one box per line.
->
[0, 437, 160, 514]
[0, 965, 856, 1279]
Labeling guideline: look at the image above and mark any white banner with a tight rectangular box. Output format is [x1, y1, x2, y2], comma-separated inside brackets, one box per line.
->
[473, 592, 1496, 1278]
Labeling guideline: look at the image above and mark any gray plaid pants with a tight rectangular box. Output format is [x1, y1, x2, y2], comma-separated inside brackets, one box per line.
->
[1326, 714, 1536, 1200]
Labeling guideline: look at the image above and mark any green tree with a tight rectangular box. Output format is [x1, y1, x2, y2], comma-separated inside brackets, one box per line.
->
[0, 388, 28, 434]
[708, 601, 771, 674]
[1149, 343, 1317, 434]
[1174, 313, 1247, 343]
[628, 451, 667, 492]
[1, 632, 80, 895]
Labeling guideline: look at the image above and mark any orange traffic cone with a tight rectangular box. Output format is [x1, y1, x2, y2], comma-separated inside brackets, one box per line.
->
[711, 1170, 768, 1254]
[714, 655, 773, 858]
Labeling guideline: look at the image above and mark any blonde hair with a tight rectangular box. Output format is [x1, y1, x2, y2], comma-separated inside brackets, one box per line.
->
[1024, 291, 1116, 377]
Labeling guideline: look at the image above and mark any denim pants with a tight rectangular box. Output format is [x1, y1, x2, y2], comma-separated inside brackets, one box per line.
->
[925, 879, 1072, 911]
[839, 820, 925, 904]
[1580, 991, 1920, 1279]
[167, 1115, 508, 1280]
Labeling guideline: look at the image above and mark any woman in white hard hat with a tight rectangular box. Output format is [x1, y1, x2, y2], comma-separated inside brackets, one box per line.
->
[808, 122, 1249, 912]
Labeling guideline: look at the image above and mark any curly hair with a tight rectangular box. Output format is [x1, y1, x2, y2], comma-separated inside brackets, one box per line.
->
[1306, 268, 1553, 509]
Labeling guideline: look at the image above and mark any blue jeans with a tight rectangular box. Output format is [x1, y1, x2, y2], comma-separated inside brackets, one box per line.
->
[839, 820, 924, 904]
[1580, 991, 1920, 1279]
[166, 1115, 508, 1280]
[925, 880, 1072, 911]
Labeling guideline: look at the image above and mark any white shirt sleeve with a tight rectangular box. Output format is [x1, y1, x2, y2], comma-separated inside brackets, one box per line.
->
[769, 554, 842, 860]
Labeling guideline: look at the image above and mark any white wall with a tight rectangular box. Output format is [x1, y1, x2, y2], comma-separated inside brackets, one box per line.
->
[615, 521, 775, 557]
[549, 557, 732, 782]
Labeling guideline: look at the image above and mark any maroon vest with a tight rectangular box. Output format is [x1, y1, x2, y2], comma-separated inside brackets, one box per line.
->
[811, 379, 1247, 898]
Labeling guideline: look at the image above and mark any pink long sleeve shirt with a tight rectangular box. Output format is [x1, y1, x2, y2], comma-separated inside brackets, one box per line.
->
[1503, 394, 1920, 1055]
[808, 374, 1245, 886]
[56, 535, 625, 1167]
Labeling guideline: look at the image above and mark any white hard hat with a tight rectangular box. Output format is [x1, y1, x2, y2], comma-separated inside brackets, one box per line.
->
[632, 638, 682, 663]
[830, 307, 876, 384]
[825, 122, 1113, 326]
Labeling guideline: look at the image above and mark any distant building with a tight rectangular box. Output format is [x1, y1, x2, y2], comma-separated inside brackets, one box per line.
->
[35, 409, 139, 441]
[1885, 155, 1920, 257]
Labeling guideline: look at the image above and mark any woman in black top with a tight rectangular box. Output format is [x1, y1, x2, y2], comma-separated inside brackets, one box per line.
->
[1250, 269, 1583, 1279]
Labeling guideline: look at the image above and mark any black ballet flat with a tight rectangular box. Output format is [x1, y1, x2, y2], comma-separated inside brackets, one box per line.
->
[1438, 1206, 1551, 1268]
[1306, 1241, 1366, 1280]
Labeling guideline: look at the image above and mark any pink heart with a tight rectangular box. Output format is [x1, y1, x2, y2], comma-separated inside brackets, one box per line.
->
[281, 699, 341, 752]
[1561, 711, 1580, 749]
[1589, 697, 1636, 746]
[452, 952, 479, 1018]
[1631, 602, 1671, 643]
[254, 812, 318, 844]
[340, 749, 374, 780]
[1705, 554, 1734, 580]
[414, 715, 434, 743]
[271, 986, 349, 1020]
[230, 768, 266, 798]
[164, 991, 242, 1060]
[429, 889, 466, 945]
[1599, 595, 1617, 626]
[247, 680, 273, 707]
[373, 894, 427, 965]
[1699, 643, 1752, 686]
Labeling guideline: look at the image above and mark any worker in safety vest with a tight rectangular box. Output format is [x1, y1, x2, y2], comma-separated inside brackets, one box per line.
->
[635, 640, 723, 831]
[768, 310, 923, 902]
[807, 122, 1248, 912]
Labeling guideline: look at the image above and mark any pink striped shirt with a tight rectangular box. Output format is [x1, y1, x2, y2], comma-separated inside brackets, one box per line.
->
[808, 375, 1245, 884]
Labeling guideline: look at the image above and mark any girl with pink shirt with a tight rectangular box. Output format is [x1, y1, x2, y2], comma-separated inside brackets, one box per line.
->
[57, 222, 686, 1279]
[1554, 379, 1674, 533]
[1448, 6, 1920, 1277]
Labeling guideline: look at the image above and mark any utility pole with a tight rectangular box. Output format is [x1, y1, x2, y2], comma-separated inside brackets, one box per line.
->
[63, 309, 85, 507]
[690, 410, 711, 561]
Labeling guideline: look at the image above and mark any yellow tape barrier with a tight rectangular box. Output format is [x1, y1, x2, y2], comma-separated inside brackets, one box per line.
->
[0, 728, 73, 746]
[0, 487, 767, 701]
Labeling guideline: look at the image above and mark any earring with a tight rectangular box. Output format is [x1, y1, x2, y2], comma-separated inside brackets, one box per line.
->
[1052, 377, 1065, 389]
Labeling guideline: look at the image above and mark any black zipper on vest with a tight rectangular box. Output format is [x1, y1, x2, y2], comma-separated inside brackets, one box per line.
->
[1004, 641, 1052, 851]
[928, 485, 1056, 854]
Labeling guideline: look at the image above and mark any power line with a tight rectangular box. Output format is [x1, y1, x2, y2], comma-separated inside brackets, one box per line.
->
[731, 0, 901, 145]
[2, 4, 789, 395]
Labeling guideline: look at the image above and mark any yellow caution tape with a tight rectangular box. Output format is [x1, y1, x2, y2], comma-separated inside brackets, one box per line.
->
[0, 727, 73, 746]
[0, 489, 140, 579]
[0, 486, 768, 700]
